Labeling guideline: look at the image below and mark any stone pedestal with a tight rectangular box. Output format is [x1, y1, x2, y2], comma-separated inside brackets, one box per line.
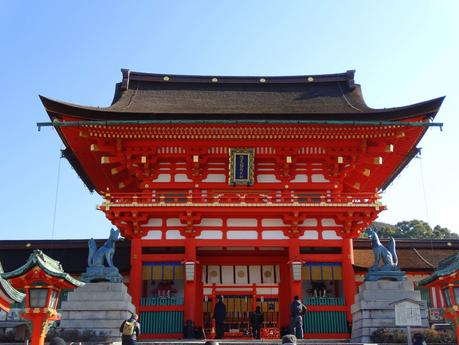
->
[351, 280, 429, 343]
[59, 282, 136, 342]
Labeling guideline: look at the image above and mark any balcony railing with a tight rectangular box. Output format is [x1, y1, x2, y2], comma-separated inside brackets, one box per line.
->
[103, 190, 381, 207]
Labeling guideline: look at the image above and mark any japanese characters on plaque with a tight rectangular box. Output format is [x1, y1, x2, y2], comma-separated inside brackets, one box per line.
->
[229, 148, 254, 185]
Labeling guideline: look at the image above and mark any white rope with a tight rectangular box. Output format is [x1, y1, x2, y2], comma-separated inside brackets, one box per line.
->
[51, 149, 63, 240]
[418, 155, 430, 224]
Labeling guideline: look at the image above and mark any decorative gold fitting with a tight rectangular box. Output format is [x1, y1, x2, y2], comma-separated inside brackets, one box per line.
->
[385, 144, 394, 152]
[286, 156, 292, 164]
[193, 155, 199, 163]
[373, 157, 383, 165]
[141, 156, 147, 163]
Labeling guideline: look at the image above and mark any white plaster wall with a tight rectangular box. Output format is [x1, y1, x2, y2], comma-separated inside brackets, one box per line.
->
[197, 218, 223, 226]
[291, 174, 308, 182]
[227, 218, 257, 226]
[322, 230, 342, 239]
[299, 218, 318, 226]
[299, 231, 319, 240]
[167, 218, 182, 226]
[321, 218, 339, 227]
[262, 231, 288, 239]
[196, 231, 223, 239]
[257, 174, 280, 183]
[165, 230, 185, 239]
[227, 231, 258, 239]
[262, 219, 285, 227]
[142, 230, 162, 239]
[311, 174, 330, 182]
[175, 174, 192, 182]
[202, 174, 226, 182]
[153, 174, 171, 182]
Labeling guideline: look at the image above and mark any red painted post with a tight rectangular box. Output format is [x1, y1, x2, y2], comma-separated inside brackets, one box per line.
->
[342, 236, 356, 320]
[279, 260, 291, 330]
[129, 237, 142, 309]
[184, 237, 197, 324]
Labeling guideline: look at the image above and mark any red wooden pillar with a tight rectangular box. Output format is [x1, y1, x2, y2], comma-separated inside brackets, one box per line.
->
[194, 262, 204, 327]
[279, 259, 291, 329]
[288, 238, 302, 300]
[342, 236, 356, 320]
[129, 237, 142, 309]
[184, 236, 197, 324]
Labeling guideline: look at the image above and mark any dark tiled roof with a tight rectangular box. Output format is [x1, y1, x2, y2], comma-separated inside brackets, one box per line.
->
[40, 69, 444, 121]
[353, 239, 459, 271]
[418, 252, 459, 286]
[0, 239, 131, 275]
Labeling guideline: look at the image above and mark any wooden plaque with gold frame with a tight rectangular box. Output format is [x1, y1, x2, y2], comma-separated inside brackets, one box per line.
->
[229, 148, 254, 185]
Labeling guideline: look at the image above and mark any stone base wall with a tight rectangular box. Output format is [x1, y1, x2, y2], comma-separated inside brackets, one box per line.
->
[351, 280, 429, 343]
[59, 282, 136, 341]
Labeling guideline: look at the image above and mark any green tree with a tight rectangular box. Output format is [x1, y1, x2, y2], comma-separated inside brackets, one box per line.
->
[362, 219, 458, 239]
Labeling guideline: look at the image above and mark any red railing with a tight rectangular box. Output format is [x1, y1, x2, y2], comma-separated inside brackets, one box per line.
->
[104, 189, 380, 206]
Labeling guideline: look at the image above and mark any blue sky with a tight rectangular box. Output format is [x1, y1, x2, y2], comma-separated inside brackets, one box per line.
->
[0, 1, 458, 240]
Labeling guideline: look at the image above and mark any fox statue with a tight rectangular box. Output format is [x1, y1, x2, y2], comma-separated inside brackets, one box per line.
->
[88, 228, 120, 267]
[365, 227, 398, 272]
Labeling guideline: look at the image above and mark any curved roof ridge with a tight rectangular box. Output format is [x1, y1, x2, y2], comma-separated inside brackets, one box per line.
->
[120, 68, 357, 88]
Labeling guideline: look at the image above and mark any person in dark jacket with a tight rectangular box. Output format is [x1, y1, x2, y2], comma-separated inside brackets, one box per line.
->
[251, 306, 264, 339]
[289, 296, 306, 339]
[213, 296, 226, 339]
[120, 313, 141, 345]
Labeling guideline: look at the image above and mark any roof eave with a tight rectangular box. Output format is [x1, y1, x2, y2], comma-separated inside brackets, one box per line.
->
[39, 95, 445, 122]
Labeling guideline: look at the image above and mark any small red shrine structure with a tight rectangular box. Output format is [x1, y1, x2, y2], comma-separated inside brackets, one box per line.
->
[0, 262, 25, 312]
[419, 253, 459, 343]
[2, 250, 84, 345]
[40, 69, 443, 339]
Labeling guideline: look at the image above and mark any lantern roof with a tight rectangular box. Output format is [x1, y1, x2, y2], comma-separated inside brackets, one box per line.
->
[418, 252, 459, 286]
[0, 261, 25, 304]
[1, 249, 84, 288]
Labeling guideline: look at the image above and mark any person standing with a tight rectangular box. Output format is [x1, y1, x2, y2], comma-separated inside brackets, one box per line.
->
[213, 296, 227, 339]
[120, 313, 141, 345]
[251, 305, 264, 339]
[289, 296, 306, 339]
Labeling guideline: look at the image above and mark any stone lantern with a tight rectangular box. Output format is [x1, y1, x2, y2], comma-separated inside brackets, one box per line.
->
[1, 249, 84, 345]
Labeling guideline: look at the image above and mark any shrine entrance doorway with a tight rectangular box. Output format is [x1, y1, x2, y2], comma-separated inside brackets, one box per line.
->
[203, 284, 279, 339]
